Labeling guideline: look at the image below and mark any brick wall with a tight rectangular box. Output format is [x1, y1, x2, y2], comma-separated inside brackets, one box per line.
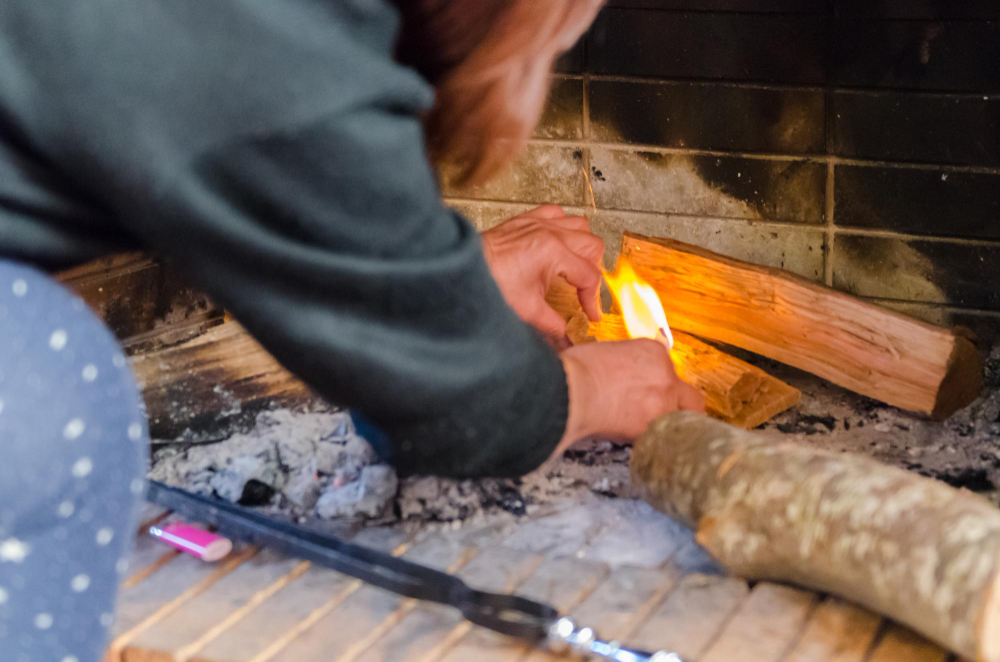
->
[446, 0, 1000, 342]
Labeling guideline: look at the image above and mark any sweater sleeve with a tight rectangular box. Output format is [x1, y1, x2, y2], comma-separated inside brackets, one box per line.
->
[134, 103, 570, 478]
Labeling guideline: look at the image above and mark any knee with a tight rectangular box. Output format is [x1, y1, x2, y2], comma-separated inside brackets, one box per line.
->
[0, 262, 148, 513]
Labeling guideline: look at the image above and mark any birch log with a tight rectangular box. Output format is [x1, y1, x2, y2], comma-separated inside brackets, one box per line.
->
[632, 412, 1000, 661]
[620, 233, 982, 419]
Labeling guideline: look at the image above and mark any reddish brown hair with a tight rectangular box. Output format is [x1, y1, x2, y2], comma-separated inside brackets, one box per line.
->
[393, 0, 603, 186]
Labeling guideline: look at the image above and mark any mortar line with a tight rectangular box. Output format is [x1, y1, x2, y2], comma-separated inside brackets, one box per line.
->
[121, 550, 181, 591]
[526, 137, 1000, 175]
[584, 72, 1000, 99]
[512, 568, 611, 662]
[447, 197, 827, 229]
[249, 538, 413, 662]
[176, 560, 314, 662]
[773, 597, 824, 662]
[581, 70, 596, 218]
[833, 227, 1000, 246]
[110, 547, 259, 660]
[415, 554, 547, 662]
[447, 195, 1000, 247]
[824, 77, 836, 286]
[331, 546, 481, 662]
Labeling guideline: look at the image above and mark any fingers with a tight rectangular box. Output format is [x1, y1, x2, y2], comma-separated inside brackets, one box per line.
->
[557, 228, 604, 264]
[543, 215, 591, 233]
[554, 241, 603, 322]
[533, 304, 571, 348]
[524, 204, 566, 219]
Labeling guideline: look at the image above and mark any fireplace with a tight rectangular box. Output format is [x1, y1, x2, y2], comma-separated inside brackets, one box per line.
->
[60, 2, 1000, 661]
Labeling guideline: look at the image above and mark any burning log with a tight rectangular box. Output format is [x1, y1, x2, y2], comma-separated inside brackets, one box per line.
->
[567, 312, 799, 428]
[632, 412, 1000, 662]
[619, 233, 982, 419]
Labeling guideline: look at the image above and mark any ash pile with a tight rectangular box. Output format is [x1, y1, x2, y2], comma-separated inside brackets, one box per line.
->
[149, 344, 1000, 523]
[149, 408, 635, 525]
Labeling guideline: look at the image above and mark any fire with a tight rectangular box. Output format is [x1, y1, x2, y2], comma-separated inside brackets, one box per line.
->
[603, 260, 674, 349]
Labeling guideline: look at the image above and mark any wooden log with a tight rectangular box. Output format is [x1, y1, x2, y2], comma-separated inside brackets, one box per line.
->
[631, 412, 1000, 662]
[129, 320, 313, 440]
[567, 312, 799, 428]
[619, 232, 982, 419]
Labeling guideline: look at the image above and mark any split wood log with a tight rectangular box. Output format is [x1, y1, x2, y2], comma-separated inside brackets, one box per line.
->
[130, 320, 313, 440]
[567, 312, 799, 428]
[631, 411, 1000, 662]
[619, 232, 982, 419]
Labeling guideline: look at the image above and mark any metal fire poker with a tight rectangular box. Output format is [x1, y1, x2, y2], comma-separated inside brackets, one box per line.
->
[147, 480, 684, 662]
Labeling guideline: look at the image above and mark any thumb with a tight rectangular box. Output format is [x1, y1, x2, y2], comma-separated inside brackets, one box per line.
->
[677, 382, 707, 413]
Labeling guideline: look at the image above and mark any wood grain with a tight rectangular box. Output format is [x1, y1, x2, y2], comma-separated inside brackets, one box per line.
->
[567, 312, 799, 428]
[620, 232, 981, 419]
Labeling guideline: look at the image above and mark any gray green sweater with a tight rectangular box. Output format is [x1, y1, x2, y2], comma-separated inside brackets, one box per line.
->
[0, 0, 569, 477]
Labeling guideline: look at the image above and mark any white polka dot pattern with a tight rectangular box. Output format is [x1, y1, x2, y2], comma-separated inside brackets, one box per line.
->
[0, 538, 30, 563]
[49, 330, 68, 351]
[82, 364, 98, 382]
[70, 574, 90, 592]
[33, 613, 53, 630]
[63, 418, 85, 440]
[71, 457, 93, 478]
[57, 501, 75, 518]
[11, 279, 27, 296]
[95, 528, 114, 546]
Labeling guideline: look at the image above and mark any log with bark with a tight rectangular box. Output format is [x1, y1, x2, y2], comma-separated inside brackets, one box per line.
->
[619, 232, 982, 419]
[632, 411, 1000, 662]
[567, 311, 799, 428]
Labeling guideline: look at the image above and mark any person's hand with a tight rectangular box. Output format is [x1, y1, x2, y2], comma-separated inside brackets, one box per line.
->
[481, 205, 603, 348]
[554, 339, 706, 453]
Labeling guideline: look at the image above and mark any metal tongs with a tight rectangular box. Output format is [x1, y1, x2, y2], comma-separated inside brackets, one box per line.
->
[148, 481, 685, 662]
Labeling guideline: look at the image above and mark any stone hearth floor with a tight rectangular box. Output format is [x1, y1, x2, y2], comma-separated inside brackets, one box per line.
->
[112, 343, 998, 661]
[108, 495, 952, 662]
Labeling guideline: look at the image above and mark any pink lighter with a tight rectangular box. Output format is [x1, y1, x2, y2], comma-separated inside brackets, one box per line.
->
[149, 523, 233, 562]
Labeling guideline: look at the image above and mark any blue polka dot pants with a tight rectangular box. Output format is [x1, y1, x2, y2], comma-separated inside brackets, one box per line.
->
[0, 261, 148, 662]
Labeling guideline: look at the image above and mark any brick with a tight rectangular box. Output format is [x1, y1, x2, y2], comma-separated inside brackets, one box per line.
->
[590, 79, 824, 154]
[834, 165, 1000, 241]
[588, 9, 827, 84]
[589, 147, 825, 223]
[555, 37, 585, 74]
[831, 19, 1000, 92]
[593, 211, 825, 279]
[535, 77, 583, 140]
[833, 92, 1000, 168]
[440, 143, 584, 206]
[832, 234, 1000, 309]
[607, 0, 828, 11]
[835, 0, 1000, 20]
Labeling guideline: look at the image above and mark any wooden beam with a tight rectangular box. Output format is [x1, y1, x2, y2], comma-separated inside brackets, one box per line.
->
[567, 312, 799, 429]
[620, 232, 982, 419]
[130, 320, 313, 440]
[632, 412, 1000, 662]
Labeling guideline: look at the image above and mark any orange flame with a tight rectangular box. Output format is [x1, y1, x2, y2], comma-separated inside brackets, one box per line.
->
[603, 260, 674, 348]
